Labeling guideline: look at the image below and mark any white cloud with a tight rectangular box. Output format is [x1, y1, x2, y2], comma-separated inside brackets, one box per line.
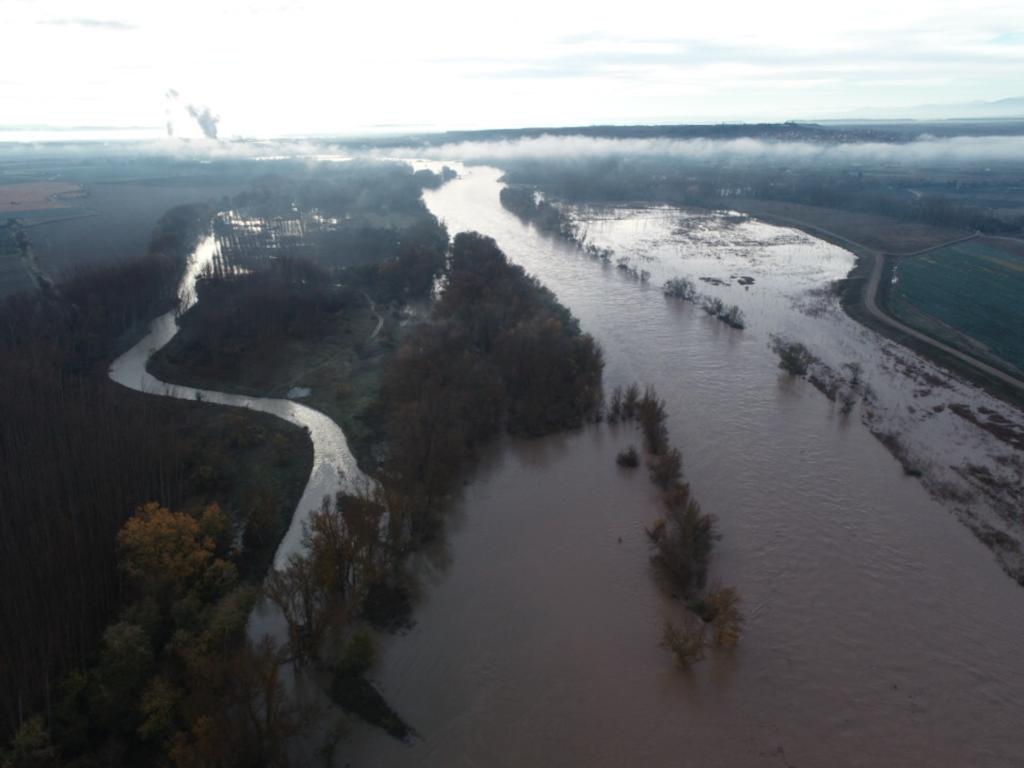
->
[1, 0, 1022, 133]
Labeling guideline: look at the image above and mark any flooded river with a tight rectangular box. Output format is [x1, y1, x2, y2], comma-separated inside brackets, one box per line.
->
[344, 165, 1024, 766]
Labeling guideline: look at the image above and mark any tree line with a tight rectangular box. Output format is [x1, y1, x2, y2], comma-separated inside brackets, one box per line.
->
[379, 231, 604, 537]
[608, 383, 744, 666]
[499, 155, 1024, 235]
[499, 186, 577, 240]
[663, 278, 746, 330]
[161, 257, 367, 381]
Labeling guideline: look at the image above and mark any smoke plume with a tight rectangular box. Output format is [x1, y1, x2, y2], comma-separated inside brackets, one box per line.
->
[164, 89, 219, 140]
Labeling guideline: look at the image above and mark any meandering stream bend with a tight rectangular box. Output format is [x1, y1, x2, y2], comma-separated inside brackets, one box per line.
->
[108, 235, 367, 572]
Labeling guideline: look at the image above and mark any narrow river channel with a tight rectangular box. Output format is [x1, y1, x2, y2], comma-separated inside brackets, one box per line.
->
[108, 234, 367, 574]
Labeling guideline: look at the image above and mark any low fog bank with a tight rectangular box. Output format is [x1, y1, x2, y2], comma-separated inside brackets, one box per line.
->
[378, 133, 1024, 168]
[5, 126, 1024, 170]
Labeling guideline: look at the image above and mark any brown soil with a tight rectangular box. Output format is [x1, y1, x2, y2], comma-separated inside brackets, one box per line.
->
[0, 181, 83, 213]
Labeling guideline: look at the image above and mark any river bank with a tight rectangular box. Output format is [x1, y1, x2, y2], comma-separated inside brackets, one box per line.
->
[723, 199, 1024, 407]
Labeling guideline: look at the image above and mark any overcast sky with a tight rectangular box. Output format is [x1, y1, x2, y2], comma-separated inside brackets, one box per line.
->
[2, 0, 1022, 137]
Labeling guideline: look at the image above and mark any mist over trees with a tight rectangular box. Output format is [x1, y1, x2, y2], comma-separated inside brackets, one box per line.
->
[498, 149, 1024, 235]
[225, 160, 445, 228]
[499, 186, 576, 240]
[209, 161, 451, 303]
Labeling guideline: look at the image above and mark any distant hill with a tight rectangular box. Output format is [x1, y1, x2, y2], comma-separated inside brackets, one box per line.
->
[820, 96, 1024, 122]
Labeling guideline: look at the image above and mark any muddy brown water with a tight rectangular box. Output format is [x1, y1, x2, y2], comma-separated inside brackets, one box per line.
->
[342, 165, 1024, 767]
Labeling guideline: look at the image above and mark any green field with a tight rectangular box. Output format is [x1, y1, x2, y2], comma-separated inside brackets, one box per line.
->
[887, 239, 1024, 375]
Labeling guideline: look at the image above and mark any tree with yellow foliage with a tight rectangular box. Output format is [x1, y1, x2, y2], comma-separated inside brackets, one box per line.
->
[116, 502, 224, 602]
[705, 585, 744, 648]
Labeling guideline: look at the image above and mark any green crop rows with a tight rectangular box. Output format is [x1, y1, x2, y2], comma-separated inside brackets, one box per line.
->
[888, 240, 1024, 374]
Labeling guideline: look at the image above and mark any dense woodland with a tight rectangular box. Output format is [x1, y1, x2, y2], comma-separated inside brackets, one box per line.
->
[377, 231, 604, 539]
[1, 204, 205, 733]
[0, 203, 313, 762]
[4, 495, 318, 768]
[175, 261, 367, 368]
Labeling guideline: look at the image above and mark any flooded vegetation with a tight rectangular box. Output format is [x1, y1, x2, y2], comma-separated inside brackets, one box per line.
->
[336, 163, 1024, 767]
[609, 380, 743, 663]
[551, 196, 1024, 583]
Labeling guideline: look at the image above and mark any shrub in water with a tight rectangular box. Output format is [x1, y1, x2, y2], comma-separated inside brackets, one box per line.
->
[770, 335, 815, 376]
[663, 277, 698, 301]
[705, 585, 744, 648]
[616, 445, 640, 468]
[661, 618, 705, 667]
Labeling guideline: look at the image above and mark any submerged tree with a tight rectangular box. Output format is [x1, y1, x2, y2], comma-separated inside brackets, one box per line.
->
[607, 386, 624, 423]
[616, 445, 640, 468]
[622, 383, 640, 420]
[649, 499, 715, 597]
[636, 385, 669, 455]
[705, 586, 744, 648]
[770, 335, 816, 377]
[702, 296, 725, 316]
[661, 617, 706, 668]
[648, 447, 683, 489]
[721, 304, 745, 329]
[265, 553, 333, 665]
[663, 277, 698, 301]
